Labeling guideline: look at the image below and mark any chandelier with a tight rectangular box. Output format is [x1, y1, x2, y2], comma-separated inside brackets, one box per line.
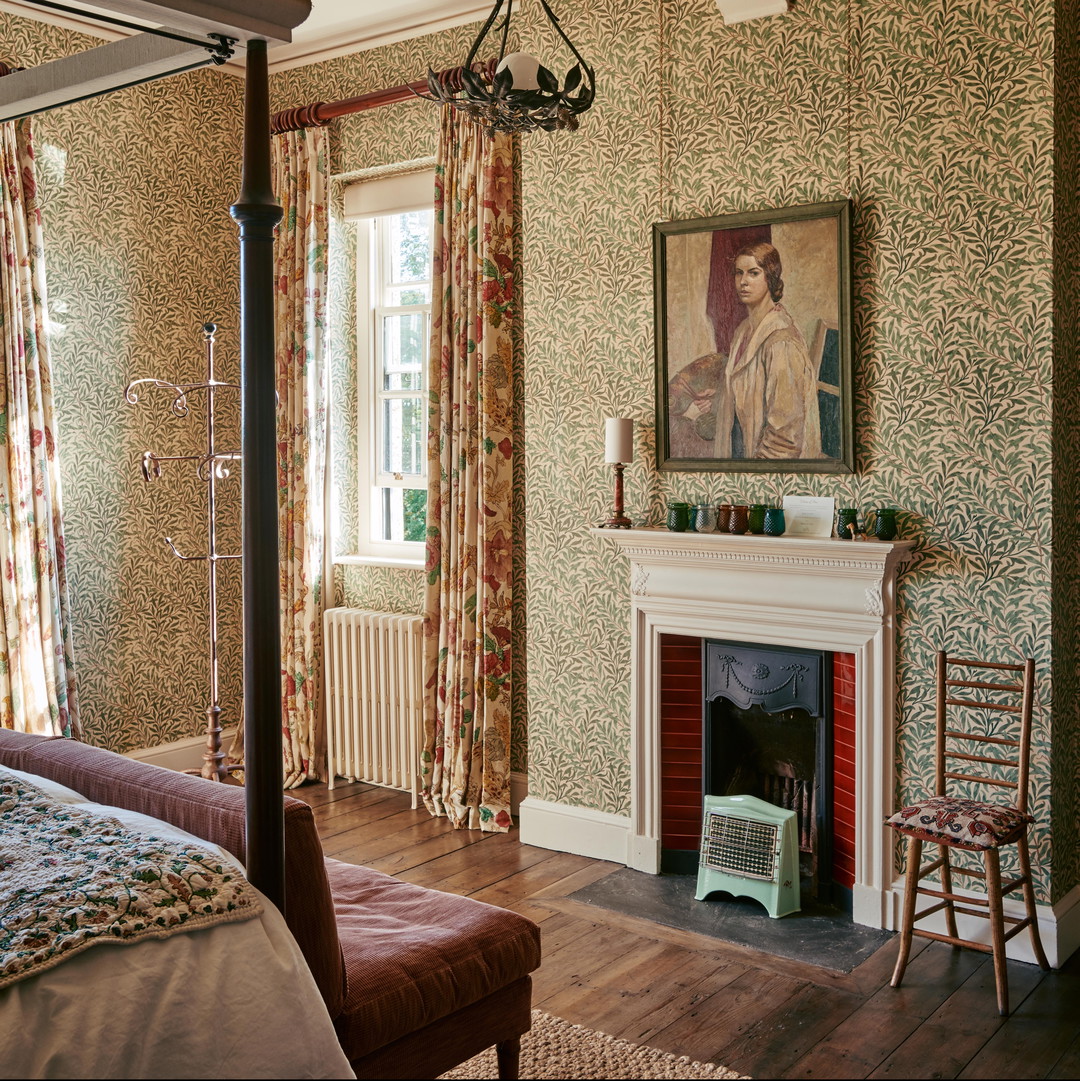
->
[419, 0, 595, 135]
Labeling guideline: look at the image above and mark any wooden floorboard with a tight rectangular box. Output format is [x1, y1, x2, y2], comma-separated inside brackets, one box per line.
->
[957, 959, 1080, 1079]
[398, 835, 560, 895]
[720, 979, 863, 1078]
[869, 958, 1046, 1080]
[648, 964, 806, 1061]
[1047, 1030, 1080, 1079]
[295, 780, 1074, 1079]
[782, 1001, 924, 1079]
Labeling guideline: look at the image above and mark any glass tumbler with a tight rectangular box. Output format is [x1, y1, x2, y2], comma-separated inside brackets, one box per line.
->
[666, 502, 690, 532]
[867, 507, 899, 541]
[693, 504, 716, 533]
[727, 504, 749, 534]
[836, 507, 859, 540]
[763, 507, 786, 536]
[748, 504, 768, 534]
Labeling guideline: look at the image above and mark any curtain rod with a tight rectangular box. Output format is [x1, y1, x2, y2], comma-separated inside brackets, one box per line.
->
[271, 59, 496, 135]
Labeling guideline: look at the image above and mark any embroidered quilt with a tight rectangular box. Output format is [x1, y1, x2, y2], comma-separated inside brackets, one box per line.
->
[0, 768, 262, 989]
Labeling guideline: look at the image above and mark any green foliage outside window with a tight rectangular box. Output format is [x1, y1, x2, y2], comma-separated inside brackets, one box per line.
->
[403, 488, 427, 543]
[396, 212, 431, 283]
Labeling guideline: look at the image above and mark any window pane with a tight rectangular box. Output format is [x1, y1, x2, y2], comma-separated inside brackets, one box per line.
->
[380, 397, 425, 475]
[375, 487, 427, 543]
[381, 312, 425, 391]
[389, 210, 432, 284]
[388, 284, 431, 306]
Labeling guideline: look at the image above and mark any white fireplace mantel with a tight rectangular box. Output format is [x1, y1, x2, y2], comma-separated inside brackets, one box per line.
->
[593, 526, 915, 930]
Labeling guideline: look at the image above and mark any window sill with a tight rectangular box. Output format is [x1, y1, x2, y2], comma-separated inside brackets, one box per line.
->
[335, 554, 424, 571]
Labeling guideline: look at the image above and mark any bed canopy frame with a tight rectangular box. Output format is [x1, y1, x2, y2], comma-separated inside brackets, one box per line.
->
[0, 0, 314, 911]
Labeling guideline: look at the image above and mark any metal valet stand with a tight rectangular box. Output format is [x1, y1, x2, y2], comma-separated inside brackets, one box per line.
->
[125, 322, 243, 782]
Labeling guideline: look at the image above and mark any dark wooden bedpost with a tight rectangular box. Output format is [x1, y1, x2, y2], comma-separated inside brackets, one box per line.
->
[230, 37, 285, 911]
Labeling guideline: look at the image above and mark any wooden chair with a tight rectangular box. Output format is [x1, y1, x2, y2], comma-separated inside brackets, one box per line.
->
[885, 650, 1050, 1015]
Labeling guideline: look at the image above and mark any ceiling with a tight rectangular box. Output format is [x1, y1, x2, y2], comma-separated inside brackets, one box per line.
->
[0, 0, 492, 71]
[266, 0, 490, 71]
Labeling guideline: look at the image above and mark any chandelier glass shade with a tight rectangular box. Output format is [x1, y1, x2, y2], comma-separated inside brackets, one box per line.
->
[419, 0, 595, 134]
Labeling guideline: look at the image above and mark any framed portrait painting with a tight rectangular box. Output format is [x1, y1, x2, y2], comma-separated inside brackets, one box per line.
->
[654, 200, 854, 473]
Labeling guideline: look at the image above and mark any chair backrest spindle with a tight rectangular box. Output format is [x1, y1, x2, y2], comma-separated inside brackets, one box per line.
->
[934, 650, 1034, 811]
[935, 649, 947, 798]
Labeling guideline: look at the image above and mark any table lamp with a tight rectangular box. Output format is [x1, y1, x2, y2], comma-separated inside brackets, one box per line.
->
[604, 417, 634, 529]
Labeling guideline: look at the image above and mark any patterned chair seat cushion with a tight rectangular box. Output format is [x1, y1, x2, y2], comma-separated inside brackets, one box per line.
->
[885, 796, 1033, 851]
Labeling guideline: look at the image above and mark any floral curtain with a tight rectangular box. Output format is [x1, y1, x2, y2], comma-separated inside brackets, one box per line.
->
[422, 109, 515, 831]
[0, 120, 79, 738]
[272, 127, 329, 787]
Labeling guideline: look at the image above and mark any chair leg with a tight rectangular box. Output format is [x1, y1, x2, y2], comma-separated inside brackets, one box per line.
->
[892, 836, 923, 989]
[1016, 833, 1051, 971]
[496, 1037, 521, 1081]
[984, 847, 1009, 1016]
[938, 843, 959, 943]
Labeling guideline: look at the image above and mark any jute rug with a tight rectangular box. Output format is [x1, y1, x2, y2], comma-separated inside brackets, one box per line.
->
[439, 1010, 747, 1080]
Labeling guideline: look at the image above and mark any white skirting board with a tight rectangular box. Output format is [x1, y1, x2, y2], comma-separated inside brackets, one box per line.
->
[518, 795, 630, 864]
[888, 877, 1080, 969]
[125, 729, 237, 773]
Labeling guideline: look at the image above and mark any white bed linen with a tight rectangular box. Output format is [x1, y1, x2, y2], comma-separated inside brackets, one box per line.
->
[0, 767, 354, 1080]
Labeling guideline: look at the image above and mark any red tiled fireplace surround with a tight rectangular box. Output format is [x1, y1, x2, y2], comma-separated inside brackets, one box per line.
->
[659, 634, 856, 892]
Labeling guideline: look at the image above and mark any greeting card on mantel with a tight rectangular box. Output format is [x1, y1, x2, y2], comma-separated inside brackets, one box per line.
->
[782, 496, 836, 538]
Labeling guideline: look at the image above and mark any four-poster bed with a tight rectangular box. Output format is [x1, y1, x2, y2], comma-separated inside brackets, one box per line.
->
[0, 0, 313, 910]
[0, 5, 541, 1076]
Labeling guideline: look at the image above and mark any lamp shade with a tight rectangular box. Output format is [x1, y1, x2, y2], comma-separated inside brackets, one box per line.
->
[605, 418, 634, 463]
[495, 51, 543, 91]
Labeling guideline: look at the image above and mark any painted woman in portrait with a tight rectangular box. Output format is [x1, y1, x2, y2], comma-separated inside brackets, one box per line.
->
[713, 242, 822, 459]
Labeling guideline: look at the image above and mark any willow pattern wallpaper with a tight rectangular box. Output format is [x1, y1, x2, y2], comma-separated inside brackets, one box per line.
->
[272, 0, 1076, 903]
[3, 0, 1074, 905]
[0, 14, 245, 755]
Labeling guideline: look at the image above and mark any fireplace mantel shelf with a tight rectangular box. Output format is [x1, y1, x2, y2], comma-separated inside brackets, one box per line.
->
[591, 527, 915, 621]
[590, 526, 916, 568]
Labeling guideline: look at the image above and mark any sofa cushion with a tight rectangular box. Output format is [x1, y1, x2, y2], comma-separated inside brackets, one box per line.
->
[326, 858, 541, 1061]
[0, 730, 345, 1018]
[885, 795, 1032, 851]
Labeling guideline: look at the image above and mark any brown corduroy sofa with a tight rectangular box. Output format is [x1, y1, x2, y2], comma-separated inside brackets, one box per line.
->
[0, 730, 541, 1080]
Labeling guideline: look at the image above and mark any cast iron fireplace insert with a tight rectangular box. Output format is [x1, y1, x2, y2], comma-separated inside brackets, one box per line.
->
[663, 639, 837, 904]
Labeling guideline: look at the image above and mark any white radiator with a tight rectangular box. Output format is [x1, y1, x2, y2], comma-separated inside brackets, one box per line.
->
[323, 608, 424, 804]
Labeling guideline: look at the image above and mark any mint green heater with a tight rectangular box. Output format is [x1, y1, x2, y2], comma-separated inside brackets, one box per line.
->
[695, 794, 800, 918]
